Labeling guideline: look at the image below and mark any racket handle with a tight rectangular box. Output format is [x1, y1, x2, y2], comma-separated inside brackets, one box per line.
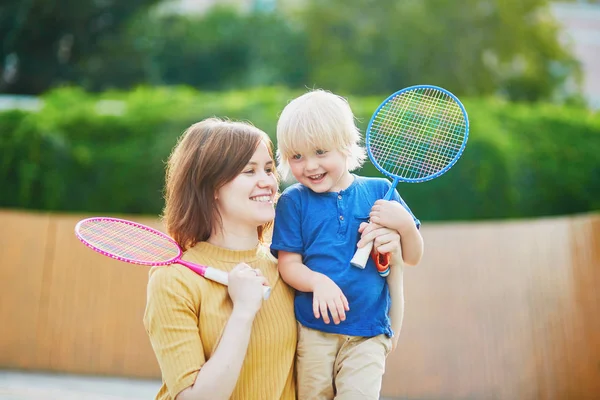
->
[350, 240, 374, 269]
[204, 267, 271, 300]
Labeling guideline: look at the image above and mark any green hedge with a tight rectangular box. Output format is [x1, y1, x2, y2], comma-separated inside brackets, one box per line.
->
[1, 86, 598, 221]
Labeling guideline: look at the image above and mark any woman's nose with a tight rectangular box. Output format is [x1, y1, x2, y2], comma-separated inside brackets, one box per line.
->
[257, 172, 275, 188]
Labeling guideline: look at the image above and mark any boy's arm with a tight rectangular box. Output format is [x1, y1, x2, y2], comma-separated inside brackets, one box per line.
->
[278, 251, 350, 324]
[368, 199, 424, 266]
[277, 251, 320, 293]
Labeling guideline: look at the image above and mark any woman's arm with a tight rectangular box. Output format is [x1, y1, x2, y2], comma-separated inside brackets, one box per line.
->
[145, 263, 267, 400]
[176, 263, 268, 400]
[357, 222, 406, 350]
[176, 307, 256, 400]
[387, 260, 405, 351]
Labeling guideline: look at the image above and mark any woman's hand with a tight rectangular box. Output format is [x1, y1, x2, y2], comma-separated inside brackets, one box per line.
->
[310, 273, 349, 325]
[228, 263, 269, 316]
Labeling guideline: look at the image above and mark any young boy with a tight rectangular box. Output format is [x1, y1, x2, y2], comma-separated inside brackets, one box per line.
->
[270, 89, 424, 400]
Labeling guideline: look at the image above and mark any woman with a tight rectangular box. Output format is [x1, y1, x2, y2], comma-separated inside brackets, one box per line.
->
[143, 117, 405, 400]
[144, 118, 296, 400]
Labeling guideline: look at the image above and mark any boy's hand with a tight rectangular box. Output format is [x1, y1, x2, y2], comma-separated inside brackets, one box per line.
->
[358, 222, 404, 268]
[357, 222, 401, 256]
[369, 200, 415, 234]
[310, 273, 349, 325]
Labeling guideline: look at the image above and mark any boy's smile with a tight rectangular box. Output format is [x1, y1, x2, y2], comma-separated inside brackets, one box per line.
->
[307, 173, 326, 183]
[290, 149, 354, 193]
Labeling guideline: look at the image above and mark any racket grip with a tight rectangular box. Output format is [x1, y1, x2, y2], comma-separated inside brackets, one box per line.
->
[350, 240, 373, 269]
[204, 267, 271, 300]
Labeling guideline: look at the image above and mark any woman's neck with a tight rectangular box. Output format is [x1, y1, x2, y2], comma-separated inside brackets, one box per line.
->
[207, 228, 259, 251]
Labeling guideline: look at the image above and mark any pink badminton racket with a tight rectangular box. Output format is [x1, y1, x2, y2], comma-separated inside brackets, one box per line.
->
[74, 217, 271, 299]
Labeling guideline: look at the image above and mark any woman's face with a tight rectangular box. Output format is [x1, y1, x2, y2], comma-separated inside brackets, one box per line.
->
[216, 141, 277, 233]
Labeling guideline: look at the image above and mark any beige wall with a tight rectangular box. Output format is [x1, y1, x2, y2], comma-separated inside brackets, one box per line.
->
[0, 211, 162, 378]
[381, 213, 600, 399]
[1, 210, 598, 398]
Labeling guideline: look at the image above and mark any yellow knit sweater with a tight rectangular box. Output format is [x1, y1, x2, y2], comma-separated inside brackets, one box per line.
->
[143, 242, 297, 400]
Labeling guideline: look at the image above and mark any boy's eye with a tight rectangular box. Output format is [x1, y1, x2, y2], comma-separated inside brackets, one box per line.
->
[315, 149, 328, 156]
[292, 154, 302, 160]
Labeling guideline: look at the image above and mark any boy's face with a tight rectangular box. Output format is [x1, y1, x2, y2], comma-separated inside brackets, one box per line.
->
[288, 149, 353, 193]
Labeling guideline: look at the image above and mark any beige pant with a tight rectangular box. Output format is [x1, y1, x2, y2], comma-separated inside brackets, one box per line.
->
[296, 323, 392, 400]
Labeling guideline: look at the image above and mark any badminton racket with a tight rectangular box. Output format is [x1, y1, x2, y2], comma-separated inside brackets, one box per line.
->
[75, 217, 271, 299]
[351, 85, 469, 273]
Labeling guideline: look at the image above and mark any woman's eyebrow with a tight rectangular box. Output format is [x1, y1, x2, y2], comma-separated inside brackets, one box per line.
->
[247, 160, 274, 166]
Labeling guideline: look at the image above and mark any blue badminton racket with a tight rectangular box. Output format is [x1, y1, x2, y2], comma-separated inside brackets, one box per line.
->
[350, 85, 469, 272]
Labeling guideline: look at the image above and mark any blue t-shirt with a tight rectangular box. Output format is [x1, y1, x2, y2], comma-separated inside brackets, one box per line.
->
[270, 175, 419, 337]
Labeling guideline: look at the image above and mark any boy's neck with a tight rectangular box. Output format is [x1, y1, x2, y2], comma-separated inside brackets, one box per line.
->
[329, 171, 355, 193]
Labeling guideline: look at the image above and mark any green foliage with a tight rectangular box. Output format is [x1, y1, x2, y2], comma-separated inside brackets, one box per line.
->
[2, 0, 582, 105]
[17, 6, 310, 93]
[292, 0, 581, 101]
[493, 102, 600, 215]
[134, 8, 253, 90]
[0, 0, 163, 94]
[1, 86, 598, 221]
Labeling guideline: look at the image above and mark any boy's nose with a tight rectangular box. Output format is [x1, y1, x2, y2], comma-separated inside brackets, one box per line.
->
[305, 157, 318, 171]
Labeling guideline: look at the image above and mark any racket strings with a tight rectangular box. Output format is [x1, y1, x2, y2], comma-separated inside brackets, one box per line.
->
[370, 88, 467, 179]
[78, 220, 179, 263]
[376, 91, 437, 175]
[375, 93, 464, 177]
[375, 90, 464, 177]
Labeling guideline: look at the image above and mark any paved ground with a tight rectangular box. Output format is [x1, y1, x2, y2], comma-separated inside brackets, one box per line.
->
[0, 370, 398, 399]
[0, 371, 161, 400]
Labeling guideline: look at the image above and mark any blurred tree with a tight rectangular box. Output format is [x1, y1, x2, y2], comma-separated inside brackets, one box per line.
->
[243, 11, 309, 88]
[0, 0, 162, 94]
[44, 6, 309, 92]
[1, 0, 582, 102]
[82, 8, 251, 91]
[120, 7, 309, 90]
[296, 0, 581, 101]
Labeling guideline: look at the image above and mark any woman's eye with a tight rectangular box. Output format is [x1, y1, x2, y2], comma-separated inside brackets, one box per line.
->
[265, 168, 274, 174]
[243, 169, 254, 175]
[316, 149, 328, 156]
[292, 154, 302, 160]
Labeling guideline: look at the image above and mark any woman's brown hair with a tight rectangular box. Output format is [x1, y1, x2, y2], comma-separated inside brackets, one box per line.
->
[163, 118, 276, 250]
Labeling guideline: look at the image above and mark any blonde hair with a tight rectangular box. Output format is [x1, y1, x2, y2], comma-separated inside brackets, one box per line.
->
[276, 89, 366, 181]
[163, 118, 276, 250]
